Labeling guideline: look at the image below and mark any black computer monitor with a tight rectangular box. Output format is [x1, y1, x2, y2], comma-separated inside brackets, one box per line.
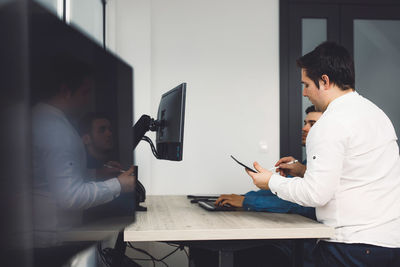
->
[156, 83, 186, 161]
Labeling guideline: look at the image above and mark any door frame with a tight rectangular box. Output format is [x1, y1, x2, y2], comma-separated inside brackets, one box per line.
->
[341, 5, 400, 57]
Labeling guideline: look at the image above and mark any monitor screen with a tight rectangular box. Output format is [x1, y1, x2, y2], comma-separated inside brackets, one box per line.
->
[156, 83, 186, 161]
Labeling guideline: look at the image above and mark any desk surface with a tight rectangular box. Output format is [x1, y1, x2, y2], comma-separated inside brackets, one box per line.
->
[124, 195, 334, 242]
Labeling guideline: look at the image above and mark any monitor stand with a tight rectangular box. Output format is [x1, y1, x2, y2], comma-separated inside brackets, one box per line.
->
[132, 115, 160, 212]
[134, 166, 147, 211]
[135, 180, 147, 211]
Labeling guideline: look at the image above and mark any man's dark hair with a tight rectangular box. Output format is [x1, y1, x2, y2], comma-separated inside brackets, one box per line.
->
[305, 105, 316, 114]
[297, 41, 355, 91]
[78, 112, 111, 137]
[36, 56, 93, 100]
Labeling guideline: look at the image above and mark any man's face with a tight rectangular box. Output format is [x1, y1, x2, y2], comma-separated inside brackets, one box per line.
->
[89, 118, 114, 152]
[301, 69, 327, 112]
[302, 111, 322, 146]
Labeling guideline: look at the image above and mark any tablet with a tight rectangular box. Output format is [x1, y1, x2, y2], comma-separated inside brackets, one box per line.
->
[230, 155, 258, 173]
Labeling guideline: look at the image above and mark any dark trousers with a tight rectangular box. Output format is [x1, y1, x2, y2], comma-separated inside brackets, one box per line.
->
[314, 241, 400, 267]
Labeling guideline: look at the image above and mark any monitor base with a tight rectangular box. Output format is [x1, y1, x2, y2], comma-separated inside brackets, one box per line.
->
[136, 204, 147, 212]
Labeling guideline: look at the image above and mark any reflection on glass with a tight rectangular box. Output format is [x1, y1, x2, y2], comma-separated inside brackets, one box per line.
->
[354, 19, 400, 145]
[301, 18, 327, 160]
[30, 4, 136, 265]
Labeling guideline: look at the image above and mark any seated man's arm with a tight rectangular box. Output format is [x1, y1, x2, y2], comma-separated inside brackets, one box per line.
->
[243, 190, 316, 220]
[216, 190, 316, 220]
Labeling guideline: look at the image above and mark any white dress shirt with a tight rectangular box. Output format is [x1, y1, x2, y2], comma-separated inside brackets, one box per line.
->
[269, 91, 400, 248]
[32, 103, 121, 247]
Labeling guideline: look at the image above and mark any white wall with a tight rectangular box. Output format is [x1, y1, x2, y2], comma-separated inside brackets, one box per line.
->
[107, 0, 155, 193]
[110, 0, 280, 195]
[68, 0, 103, 45]
[108, 1, 279, 266]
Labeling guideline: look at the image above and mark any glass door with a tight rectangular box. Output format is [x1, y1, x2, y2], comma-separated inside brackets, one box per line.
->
[341, 6, 400, 145]
[280, 3, 339, 161]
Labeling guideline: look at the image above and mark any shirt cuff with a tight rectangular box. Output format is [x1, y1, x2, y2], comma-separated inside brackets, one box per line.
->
[269, 173, 285, 197]
[104, 177, 121, 199]
[242, 196, 252, 211]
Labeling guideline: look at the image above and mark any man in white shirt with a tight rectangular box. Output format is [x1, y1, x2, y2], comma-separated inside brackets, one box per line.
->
[32, 59, 135, 264]
[246, 42, 400, 266]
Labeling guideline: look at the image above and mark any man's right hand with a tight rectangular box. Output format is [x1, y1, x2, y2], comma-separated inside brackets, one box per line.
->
[96, 161, 124, 179]
[274, 156, 306, 177]
[215, 194, 245, 207]
[117, 165, 136, 193]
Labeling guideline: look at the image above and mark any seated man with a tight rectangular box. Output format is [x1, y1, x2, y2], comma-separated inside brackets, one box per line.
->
[79, 112, 115, 169]
[79, 112, 123, 177]
[79, 112, 137, 220]
[216, 105, 322, 218]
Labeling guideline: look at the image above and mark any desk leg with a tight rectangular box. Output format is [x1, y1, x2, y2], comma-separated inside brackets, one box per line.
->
[292, 239, 304, 267]
[188, 247, 219, 267]
[188, 247, 234, 267]
[188, 248, 196, 267]
[219, 250, 234, 267]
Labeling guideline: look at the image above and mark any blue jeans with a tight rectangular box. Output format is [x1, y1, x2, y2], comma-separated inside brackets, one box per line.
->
[313, 241, 400, 267]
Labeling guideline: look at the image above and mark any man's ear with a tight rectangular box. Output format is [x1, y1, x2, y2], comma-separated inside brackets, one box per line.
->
[82, 134, 92, 145]
[59, 84, 72, 99]
[319, 74, 330, 90]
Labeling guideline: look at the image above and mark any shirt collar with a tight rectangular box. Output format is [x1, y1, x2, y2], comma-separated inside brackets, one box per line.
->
[36, 102, 70, 124]
[325, 91, 358, 113]
[38, 102, 64, 116]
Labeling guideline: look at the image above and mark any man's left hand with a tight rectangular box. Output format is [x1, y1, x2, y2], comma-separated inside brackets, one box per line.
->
[245, 162, 273, 190]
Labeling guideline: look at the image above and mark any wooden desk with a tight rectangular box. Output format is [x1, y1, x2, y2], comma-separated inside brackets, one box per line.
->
[124, 195, 334, 267]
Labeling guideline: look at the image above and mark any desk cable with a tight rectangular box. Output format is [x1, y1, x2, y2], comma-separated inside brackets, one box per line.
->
[127, 242, 189, 267]
[97, 242, 141, 267]
[97, 238, 188, 266]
